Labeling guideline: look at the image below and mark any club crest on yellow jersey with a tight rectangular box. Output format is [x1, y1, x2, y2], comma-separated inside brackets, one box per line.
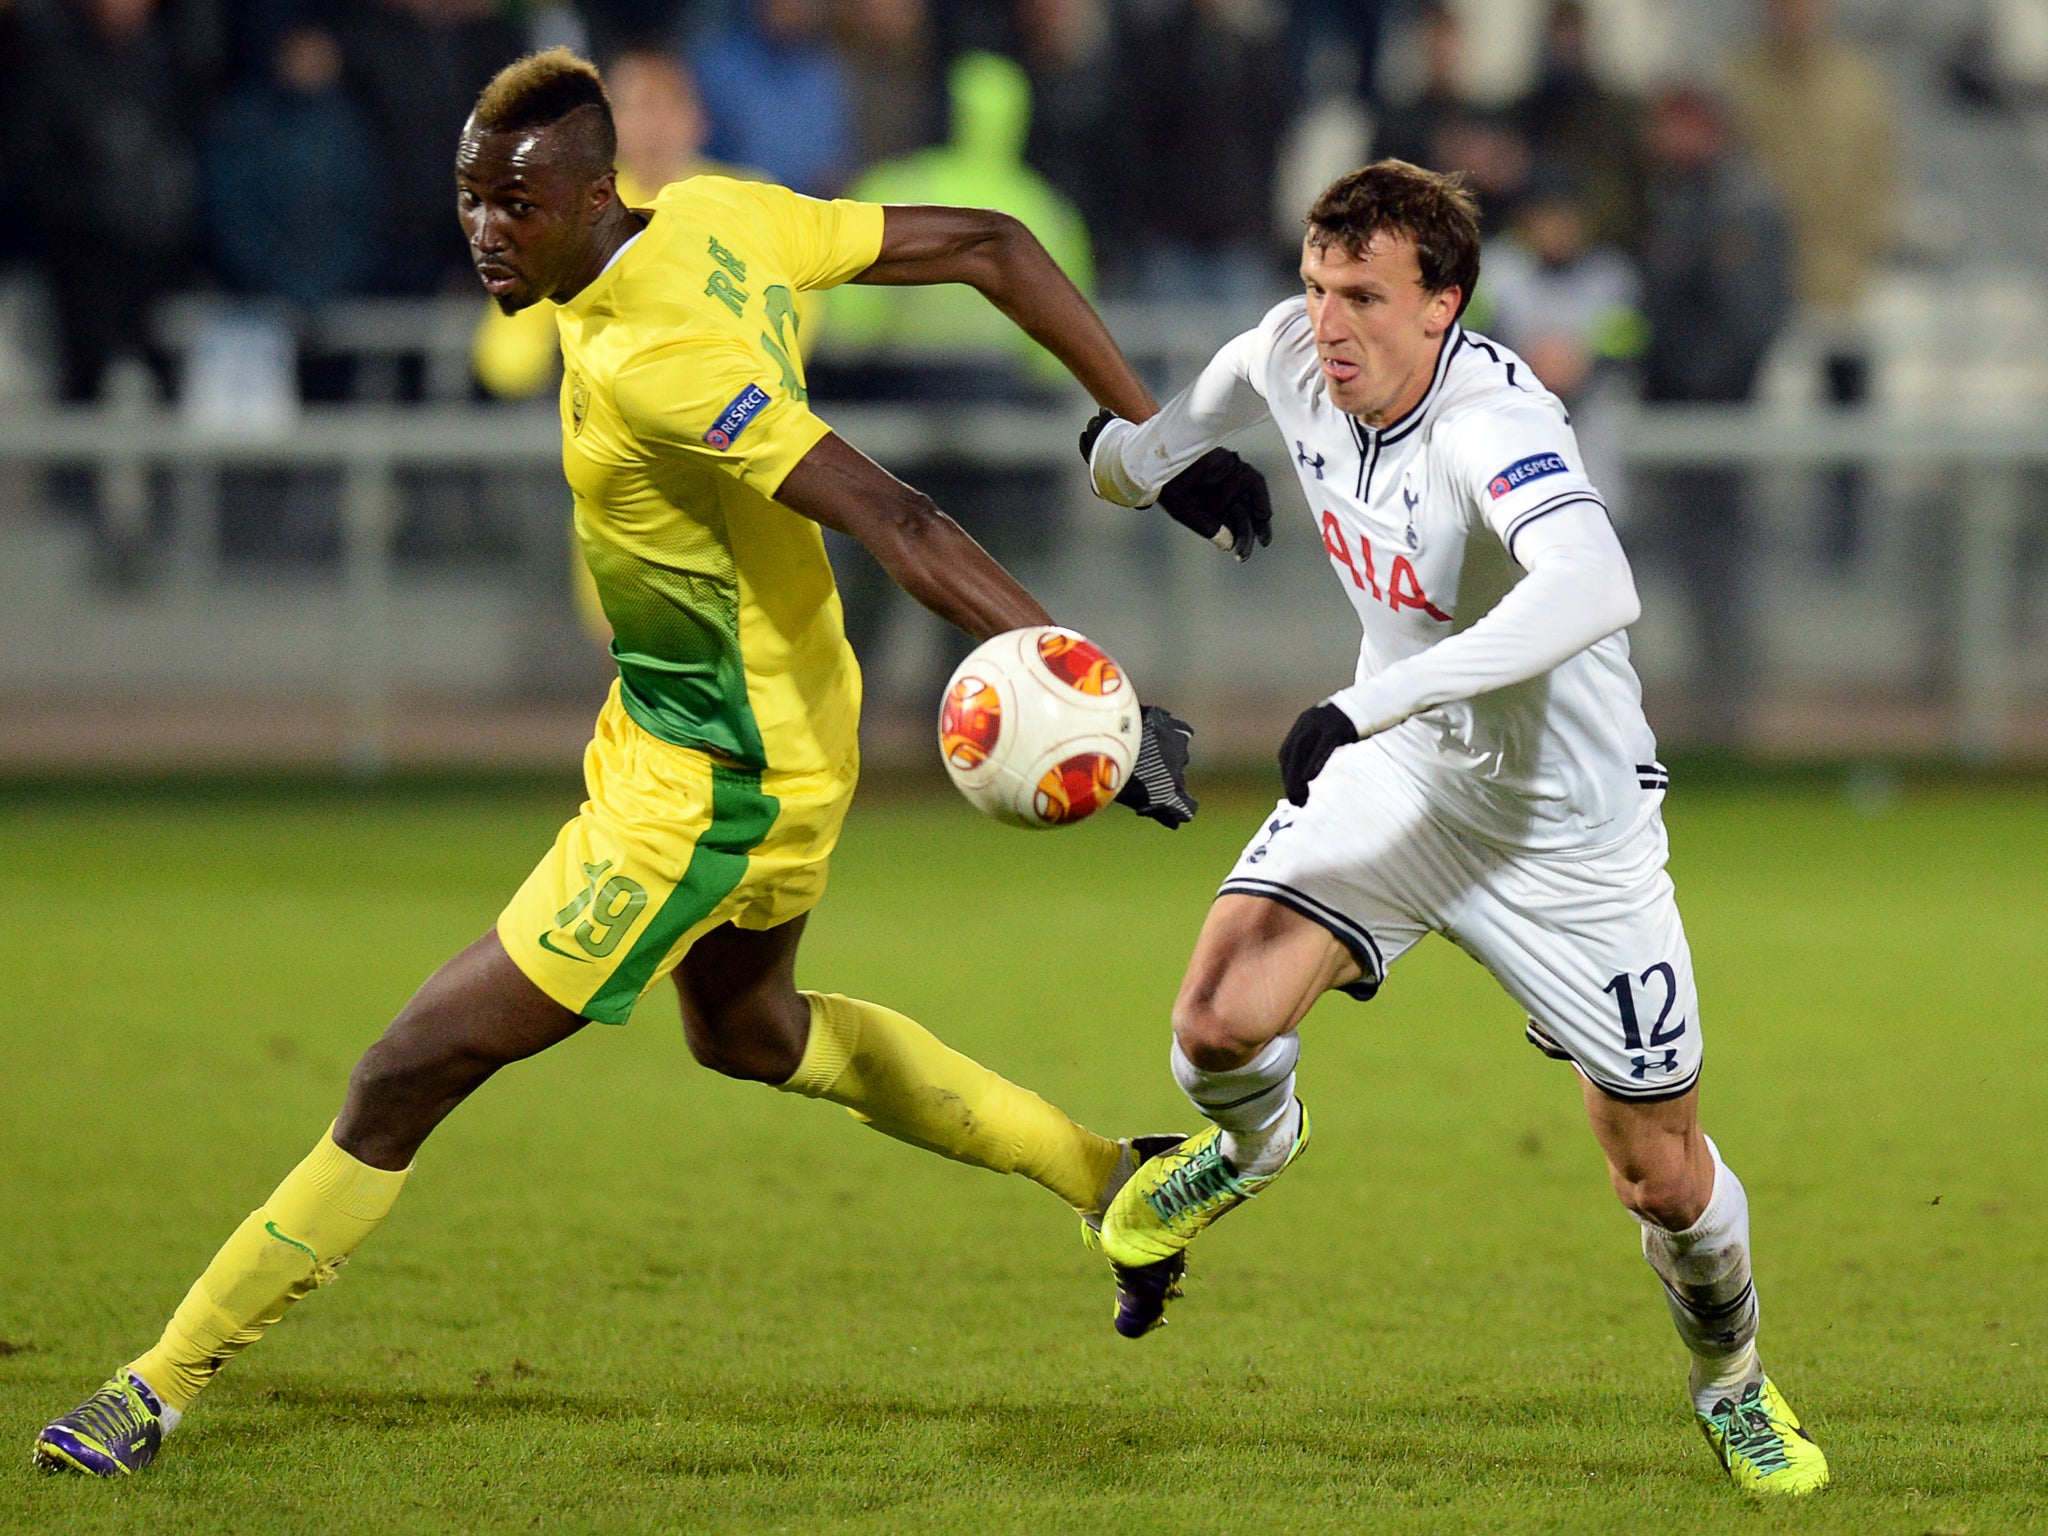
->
[569, 371, 589, 435]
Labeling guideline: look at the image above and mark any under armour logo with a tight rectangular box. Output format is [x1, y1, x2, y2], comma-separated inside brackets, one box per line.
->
[1296, 441, 1326, 480]
[1630, 1050, 1680, 1079]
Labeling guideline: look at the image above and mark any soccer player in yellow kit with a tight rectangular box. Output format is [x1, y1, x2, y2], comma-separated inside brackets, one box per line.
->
[33, 49, 1275, 1477]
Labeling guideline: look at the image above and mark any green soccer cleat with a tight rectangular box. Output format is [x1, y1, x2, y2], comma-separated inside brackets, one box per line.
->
[1098, 1105, 1309, 1270]
[1696, 1376, 1830, 1496]
[1081, 1135, 1192, 1338]
[32, 1370, 166, 1477]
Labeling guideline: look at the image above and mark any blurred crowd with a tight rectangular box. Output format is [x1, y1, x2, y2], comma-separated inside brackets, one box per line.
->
[0, 0, 1911, 739]
[0, 0, 1898, 414]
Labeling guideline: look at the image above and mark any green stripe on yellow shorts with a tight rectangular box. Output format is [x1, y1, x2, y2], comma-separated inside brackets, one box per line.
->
[497, 687, 853, 1025]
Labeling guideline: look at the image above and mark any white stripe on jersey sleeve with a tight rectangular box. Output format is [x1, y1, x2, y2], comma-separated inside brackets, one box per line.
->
[1327, 501, 1638, 738]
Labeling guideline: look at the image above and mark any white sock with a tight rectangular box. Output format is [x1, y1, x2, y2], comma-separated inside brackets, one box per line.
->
[1171, 1035, 1300, 1178]
[1638, 1136, 1763, 1413]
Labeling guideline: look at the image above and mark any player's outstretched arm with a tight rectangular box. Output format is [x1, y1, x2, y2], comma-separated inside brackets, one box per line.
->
[1083, 328, 1274, 561]
[1081, 408, 1272, 562]
[778, 432, 1198, 827]
[780, 431, 1050, 640]
[1279, 503, 1641, 804]
[851, 205, 1156, 423]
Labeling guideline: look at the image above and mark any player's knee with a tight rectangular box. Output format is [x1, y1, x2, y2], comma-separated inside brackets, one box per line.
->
[683, 991, 808, 1084]
[1610, 1164, 1704, 1230]
[346, 1005, 479, 1107]
[1171, 992, 1269, 1072]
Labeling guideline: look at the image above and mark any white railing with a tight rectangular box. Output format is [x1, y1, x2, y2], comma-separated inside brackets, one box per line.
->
[0, 402, 2041, 768]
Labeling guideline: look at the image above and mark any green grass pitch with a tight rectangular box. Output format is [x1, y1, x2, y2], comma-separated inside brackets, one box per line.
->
[1, 773, 2043, 1535]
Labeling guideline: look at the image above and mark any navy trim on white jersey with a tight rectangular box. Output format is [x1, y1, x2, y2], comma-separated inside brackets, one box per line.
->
[1377, 326, 1466, 447]
[1588, 1061, 1702, 1103]
[1219, 876, 1385, 1000]
[1526, 1015, 1700, 1102]
[1503, 491, 1609, 560]
[1461, 332, 1532, 393]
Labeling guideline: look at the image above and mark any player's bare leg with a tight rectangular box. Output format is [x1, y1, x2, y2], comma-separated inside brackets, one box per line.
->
[1096, 896, 1340, 1328]
[1583, 1081, 1828, 1495]
[35, 933, 584, 1474]
[337, 931, 590, 1168]
[1166, 892, 1353, 1168]
[681, 913, 1126, 1216]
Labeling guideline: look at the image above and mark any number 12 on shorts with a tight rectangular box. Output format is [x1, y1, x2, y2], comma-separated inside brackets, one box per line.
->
[1603, 962, 1687, 1052]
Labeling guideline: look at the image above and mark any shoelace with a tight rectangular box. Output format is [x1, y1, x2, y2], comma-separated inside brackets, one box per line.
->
[1715, 1392, 1792, 1474]
[1145, 1145, 1243, 1221]
[67, 1384, 147, 1449]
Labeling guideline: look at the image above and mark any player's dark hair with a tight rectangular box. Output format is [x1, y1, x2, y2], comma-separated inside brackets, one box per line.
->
[1306, 161, 1483, 318]
[470, 48, 617, 171]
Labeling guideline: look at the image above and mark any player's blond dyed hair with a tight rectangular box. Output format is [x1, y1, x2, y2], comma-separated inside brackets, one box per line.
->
[472, 47, 613, 136]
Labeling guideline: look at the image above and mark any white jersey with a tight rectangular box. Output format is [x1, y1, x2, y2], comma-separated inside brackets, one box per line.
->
[1095, 298, 1661, 855]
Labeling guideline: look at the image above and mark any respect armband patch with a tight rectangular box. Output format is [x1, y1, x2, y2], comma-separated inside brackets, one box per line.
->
[1487, 452, 1568, 499]
[703, 383, 771, 450]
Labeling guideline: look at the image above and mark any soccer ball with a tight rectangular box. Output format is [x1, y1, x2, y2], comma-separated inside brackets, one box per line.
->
[939, 626, 1141, 829]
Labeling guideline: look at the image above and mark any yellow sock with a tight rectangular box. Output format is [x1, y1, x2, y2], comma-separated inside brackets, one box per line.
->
[782, 991, 1120, 1216]
[128, 1126, 408, 1412]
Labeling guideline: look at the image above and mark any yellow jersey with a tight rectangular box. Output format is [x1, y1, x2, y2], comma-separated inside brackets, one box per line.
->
[553, 176, 885, 779]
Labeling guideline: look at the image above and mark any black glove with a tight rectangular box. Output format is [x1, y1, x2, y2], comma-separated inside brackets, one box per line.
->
[1117, 703, 1198, 829]
[1159, 448, 1273, 562]
[1080, 409, 1274, 563]
[1078, 406, 1115, 463]
[1277, 702, 1358, 807]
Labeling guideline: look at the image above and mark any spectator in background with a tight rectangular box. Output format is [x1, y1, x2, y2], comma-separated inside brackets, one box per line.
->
[204, 25, 376, 312]
[816, 50, 1093, 699]
[1512, 0, 1646, 252]
[836, 0, 938, 170]
[1289, 0, 1387, 105]
[1374, 4, 1529, 238]
[1471, 166, 1644, 411]
[1635, 84, 1793, 747]
[1427, 109, 1531, 238]
[1373, 2, 1464, 168]
[335, 0, 523, 295]
[12, 0, 202, 401]
[692, 0, 854, 196]
[607, 46, 731, 196]
[827, 49, 1092, 381]
[1470, 164, 1643, 524]
[1017, 0, 1127, 284]
[1728, 0, 1895, 565]
[578, 0, 684, 60]
[1121, 0, 1291, 303]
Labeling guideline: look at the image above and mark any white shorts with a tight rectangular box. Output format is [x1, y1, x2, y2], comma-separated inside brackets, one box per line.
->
[1222, 737, 1701, 1102]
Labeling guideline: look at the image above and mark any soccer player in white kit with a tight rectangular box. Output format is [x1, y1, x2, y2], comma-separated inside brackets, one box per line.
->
[1083, 163, 1829, 1497]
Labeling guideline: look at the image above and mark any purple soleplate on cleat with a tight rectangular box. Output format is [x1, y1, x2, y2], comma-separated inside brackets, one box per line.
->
[1112, 1255, 1186, 1338]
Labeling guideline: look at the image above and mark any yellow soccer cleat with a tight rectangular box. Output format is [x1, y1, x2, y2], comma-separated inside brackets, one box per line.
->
[1696, 1376, 1830, 1496]
[1098, 1106, 1309, 1270]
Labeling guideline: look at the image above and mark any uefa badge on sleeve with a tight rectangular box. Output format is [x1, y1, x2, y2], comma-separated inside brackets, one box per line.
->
[704, 383, 771, 451]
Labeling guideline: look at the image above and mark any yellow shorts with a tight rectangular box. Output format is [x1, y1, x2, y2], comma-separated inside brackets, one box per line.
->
[498, 682, 856, 1024]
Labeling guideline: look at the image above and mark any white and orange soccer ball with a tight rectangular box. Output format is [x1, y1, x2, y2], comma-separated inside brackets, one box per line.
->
[938, 626, 1141, 829]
